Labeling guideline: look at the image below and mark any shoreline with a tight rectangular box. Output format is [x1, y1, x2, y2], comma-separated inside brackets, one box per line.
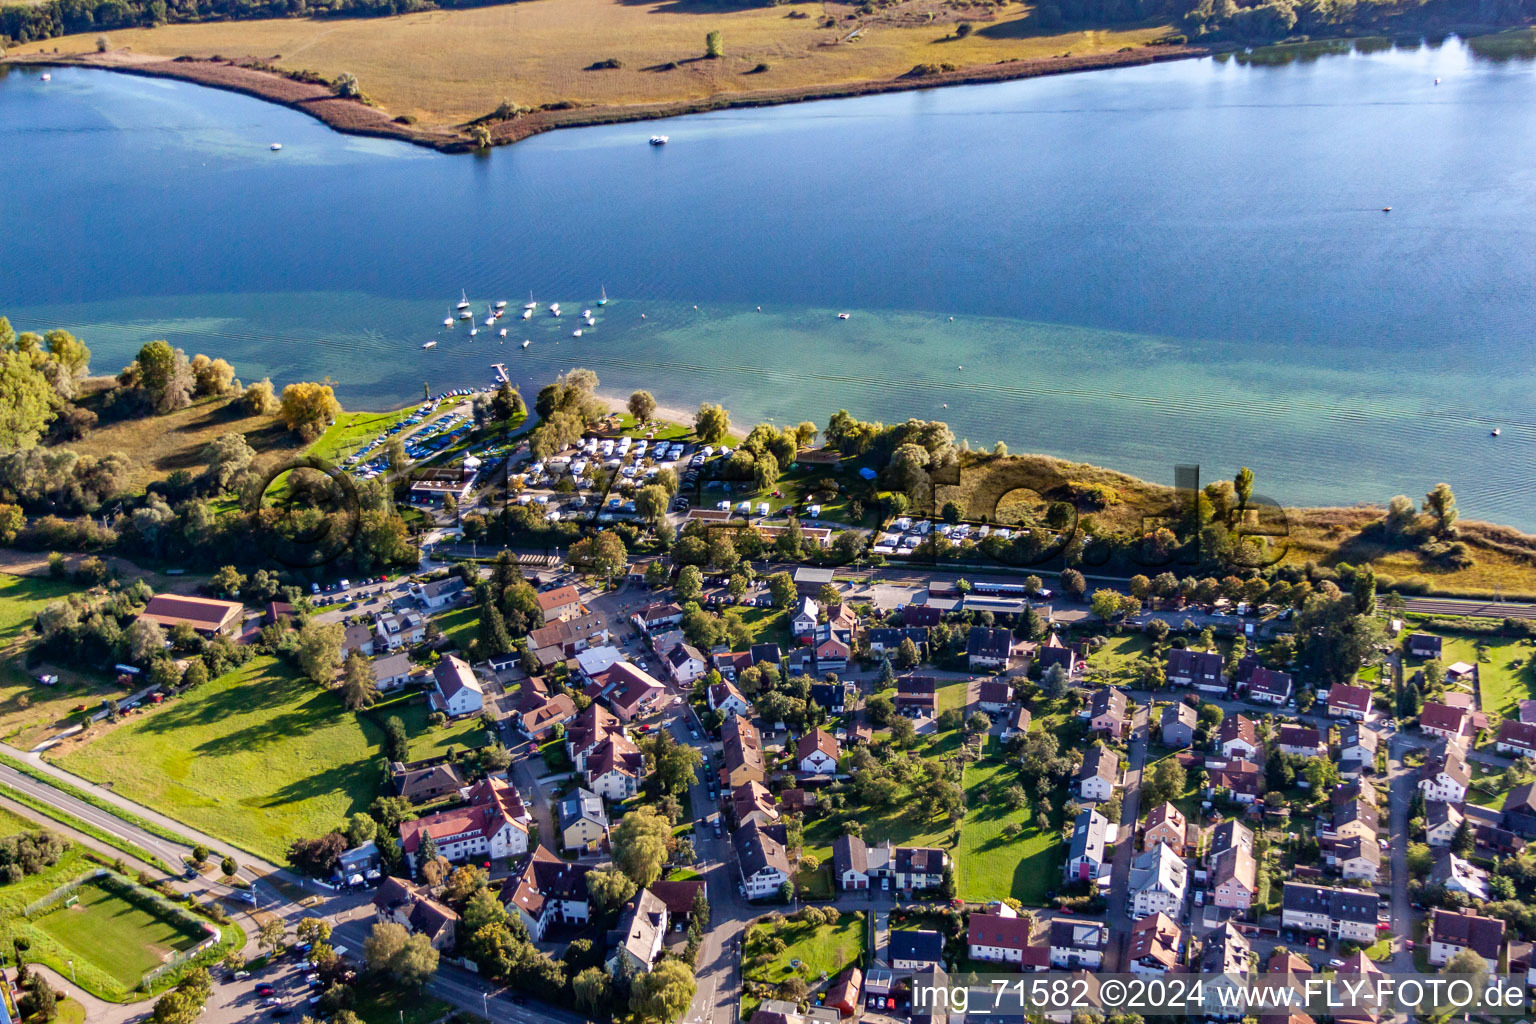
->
[1, 43, 1209, 153]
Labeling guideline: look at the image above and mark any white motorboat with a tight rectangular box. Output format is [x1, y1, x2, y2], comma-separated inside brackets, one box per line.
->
[649, 135, 668, 145]
[422, 340, 437, 349]
[494, 299, 508, 311]
[582, 309, 592, 318]
[40, 73, 51, 82]
[442, 316, 453, 328]
[521, 308, 532, 320]
[499, 328, 508, 338]
[522, 339, 530, 349]
[270, 143, 283, 151]
[550, 303, 562, 317]
[458, 309, 473, 320]
[572, 328, 584, 337]
[585, 317, 595, 327]
[837, 312, 851, 320]
[1492, 428, 1502, 437]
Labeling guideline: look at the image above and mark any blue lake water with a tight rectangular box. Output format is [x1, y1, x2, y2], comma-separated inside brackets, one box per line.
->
[3, 39, 1536, 526]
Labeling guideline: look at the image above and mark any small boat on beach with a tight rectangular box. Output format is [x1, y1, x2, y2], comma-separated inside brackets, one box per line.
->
[598, 286, 608, 306]
[422, 340, 437, 349]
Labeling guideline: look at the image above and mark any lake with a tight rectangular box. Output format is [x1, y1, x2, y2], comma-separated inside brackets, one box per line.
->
[4, 38, 1536, 527]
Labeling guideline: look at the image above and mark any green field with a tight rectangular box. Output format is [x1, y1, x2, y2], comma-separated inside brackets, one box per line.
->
[54, 657, 386, 863]
[956, 757, 1062, 905]
[1088, 633, 1154, 686]
[36, 881, 205, 989]
[1439, 635, 1535, 719]
[306, 406, 419, 465]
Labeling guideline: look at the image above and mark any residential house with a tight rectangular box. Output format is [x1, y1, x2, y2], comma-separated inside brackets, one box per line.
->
[1280, 883, 1380, 943]
[713, 651, 752, 682]
[1431, 848, 1490, 900]
[1160, 703, 1197, 748]
[890, 930, 944, 972]
[868, 627, 930, 657]
[731, 781, 780, 828]
[1420, 702, 1473, 747]
[796, 728, 840, 774]
[893, 847, 947, 892]
[585, 733, 646, 801]
[607, 888, 668, 976]
[567, 703, 625, 772]
[520, 692, 578, 741]
[749, 643, 783, 668]
[1496, 721, 1536, 758]
[1425, 801, 1464, 848]
[1327, 683, 1372, 721]
[723, 714, 766, 787]
[1128, 913, 1183, 975]
[648, 880, 707, 927]
[977, 681, 1014, 713]
[967, 627, 1014, 670]
[1206, 820, 1254, 870]
[1048, 919, 1106, 970]
[1036, 636, 1082, 678]
[902, 605, 942, 628]
[826, 968, 862, 1019]
[708, 681, 752, 718]
[1328, 798, 1379, 842]
[536, 585, 582, 624]
[594, 662, 666, 722]
[372, 652, 415, 692]
[1408, 633, 1443, 659]
[1077, 746, 1119, 803]
[1200, 922, 1252, 1000]
[139, 594, 244, 637]
[1419, 748, 1471, 804]
[635, 602, 685, 633]
[431, 655, 484, 718]
[1207, 759, 1262, 803]
[1087, 688, 1129, 740]
[1219, 715, 1260, 760]
[792, 597, 820, 638]
[557, 788, 609, 853]
[735, 822, 792, 899]
[1337, 721, 1379, 775]
[341, 623, 376, 659]
[372, 877, 459, 951]
[896, 676, 938, 715]
[1247, 666, 1294, 705]
[1277, 724, 1325, 759]
[1333, 835, 1381, 883]
[1128, 843, 1188, 918]
[399, 777, 529, 874]
[414, 577, 465, 611]
[967, 912, 1034, 966]
[1503, 783, 1536, 838]
[1167, 648, 1227, 694]
[809, 682, 853, 716]
[1141, 802, 1187, 855]
[504, 846, 591, 940]
[529, 613, 610, 657]
[833, 835, 870, 891]
[389, 760, 464, 804]
[1063, 809, 1111, 885]
[1211, 845, 1257, 911]
[665, 643, 708, 686]
[1427, 909, 1505, 968]
[813, 636, 851, 673]
[375, 610, 426, 649]
[1003, 707, 1033, 740]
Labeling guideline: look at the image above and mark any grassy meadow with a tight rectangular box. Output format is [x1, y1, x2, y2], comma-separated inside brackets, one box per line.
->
[956, 755, 1062, 904]
[8, 0, 1173, 127]
[52, 656, 385, 863]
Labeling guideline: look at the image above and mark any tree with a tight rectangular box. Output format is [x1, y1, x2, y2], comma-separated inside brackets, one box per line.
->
[632, 959, 697, 1024]
[1385, 494, 1417, 537]
[704, 30, 723, 58]
[574, 966, 612, 1013]
[1234, 466, 1254, 519]
[1442, 947, 1489, 986]
[1352, 565, 1377, 615]
[1040, 663, 1070, 699]
[190, 354, 236, 396]
[612, 805, 672, 888]
[889, 715, 917, 747]
[297, 917, 333, 945]
[767, 572, 796, 609]
[1303, 756, 1339, 792]
[1141, 757, 1187, 808]
[586, 864, 638, 915]
[634, 484, 670, 526]
[1424, 482, 1458, 536]
[244, 378, 280, 415]
[628, 390, 658, 423]
[1060, 569, 1086, 601]
[569, 529, 628, 579]
[694, 402, 730, 443]
[221, 855, 238, 877]
[340, 651, 380, 710]
[258, 917, 286, 953]
[491, 381, 524, 422]
[1090, 589, 1124, 621]
[202, 433, 256, 492]
[0, 350, 56, 449]
[364, 922, 439, 987]
[278, 382, 343, 442]
[296, 621, 345, 684]
[134, 340, 195, 413]
[0, 503, 22, 545]
[965, 711, 992, 735]
[676, 565, 704, 602]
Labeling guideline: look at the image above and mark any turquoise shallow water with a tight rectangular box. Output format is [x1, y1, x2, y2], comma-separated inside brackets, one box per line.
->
[3, 40, 1536, 526]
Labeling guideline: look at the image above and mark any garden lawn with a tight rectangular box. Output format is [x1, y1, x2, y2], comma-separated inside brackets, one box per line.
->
[1440, 635, 1534, 719]
[389, 700, 489, 760]
[802, 788, 952, 865]
[722, 607, 791, 647]
[53, 657, 385, 864]
[432, 606, 480, 652]
[745, 913, 865, 992]
[36, 881, 204, 989]
[1088, 632, 1153, 686]
[956, 758, 1062, 906]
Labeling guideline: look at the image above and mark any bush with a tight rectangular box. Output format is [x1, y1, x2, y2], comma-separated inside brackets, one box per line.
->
[589, 58, 624, 69]
[955, 21, 973, 36]
[95, 34, 109, 51]
[749, 62, 771, 73]
[705, 30, 723, 58]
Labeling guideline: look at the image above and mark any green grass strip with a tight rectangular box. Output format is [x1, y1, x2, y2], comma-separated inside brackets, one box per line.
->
[0, 752, 198, 852]
[0, 780, 173, 874]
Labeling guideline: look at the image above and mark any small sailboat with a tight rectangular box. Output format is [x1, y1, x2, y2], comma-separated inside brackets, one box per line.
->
[469, 319, 479, 337]
[523, 291, 537, 311]
[521, 339, 530, 349]
[484, 308, 497, 326]
[443, 315, 454, 328]
[494, 299, 508, 312]
[521, 308, 532, 320]
[598, 286, 608, 306]
[422, 340, 438, 349]
[572, 328, 584, 337]
[457, 290, 472, 312]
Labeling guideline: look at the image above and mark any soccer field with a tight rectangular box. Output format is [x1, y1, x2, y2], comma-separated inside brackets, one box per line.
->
[36, 882, 205, 989]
